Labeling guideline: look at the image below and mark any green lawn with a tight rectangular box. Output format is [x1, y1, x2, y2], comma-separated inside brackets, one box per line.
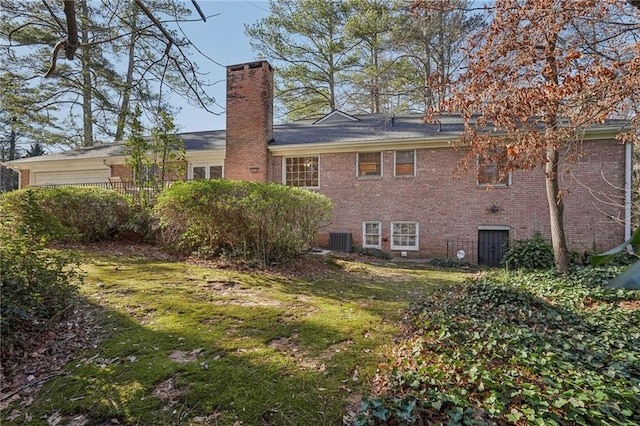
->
[1, 252, 468, 425]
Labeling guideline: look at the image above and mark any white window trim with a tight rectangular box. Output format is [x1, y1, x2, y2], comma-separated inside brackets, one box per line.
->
[394, 150, 416, 177]
[362, 221, 382, 249]
[391, 221, 419, 251]
[189, 163, 224, 180]
[476, 156, 511, 186]
[282, 156, 320, 188]
[476, 172, 512, 186]
[356, 152, 383, 178]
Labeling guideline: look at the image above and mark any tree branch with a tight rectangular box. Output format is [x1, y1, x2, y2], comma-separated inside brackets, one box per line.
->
[62, 0, 78, 59]
[191, 0, 206, 22]
[133, 0, 174, 52]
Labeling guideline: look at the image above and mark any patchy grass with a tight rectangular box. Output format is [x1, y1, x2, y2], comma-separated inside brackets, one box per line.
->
[359, 267, 640, 425]
[1, 252, 467, 425]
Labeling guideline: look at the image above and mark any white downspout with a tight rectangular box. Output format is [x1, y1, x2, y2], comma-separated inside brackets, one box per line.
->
[624, 141, 632, 242]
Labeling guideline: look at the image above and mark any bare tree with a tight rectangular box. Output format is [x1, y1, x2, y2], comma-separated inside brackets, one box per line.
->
[415, 0, 640, 273]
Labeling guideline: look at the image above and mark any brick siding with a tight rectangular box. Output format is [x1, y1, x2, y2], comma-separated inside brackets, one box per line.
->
[111, 164, 133, 180]
[20, 169, 29, 188]
[225, 61, 273, 182]
[270, 140, 625, 258]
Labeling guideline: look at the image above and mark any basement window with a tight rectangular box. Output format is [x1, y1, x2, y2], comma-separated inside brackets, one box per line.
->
[363, 221, 382, 249]
[391, 221, 419, 251]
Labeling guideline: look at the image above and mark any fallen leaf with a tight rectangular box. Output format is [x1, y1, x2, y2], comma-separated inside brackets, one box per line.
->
[47, 411, 62, 426]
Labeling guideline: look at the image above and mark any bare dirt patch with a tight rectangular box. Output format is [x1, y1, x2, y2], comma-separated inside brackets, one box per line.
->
[153, 376, 190, 403]
[0, 302, 104, 411]
[169, 348, 204, 364]
[52, 241, 181, 261]
[267, 334, 325, 371]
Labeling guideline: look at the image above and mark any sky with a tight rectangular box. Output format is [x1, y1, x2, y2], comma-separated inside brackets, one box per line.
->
[170, 1, 271, 133]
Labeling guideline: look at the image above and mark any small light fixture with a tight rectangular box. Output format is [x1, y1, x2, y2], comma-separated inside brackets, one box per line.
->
[249, 166, 260, 173]
[488, 204, 502, 213]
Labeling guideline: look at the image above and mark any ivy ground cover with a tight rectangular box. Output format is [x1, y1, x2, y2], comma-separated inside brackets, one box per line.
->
[0, 251, 467, 425]
[360, 268, 640, 425]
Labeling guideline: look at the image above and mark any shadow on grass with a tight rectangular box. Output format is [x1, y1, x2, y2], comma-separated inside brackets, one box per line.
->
[2, 252, 472, 425]
[3, 297, 368, 426]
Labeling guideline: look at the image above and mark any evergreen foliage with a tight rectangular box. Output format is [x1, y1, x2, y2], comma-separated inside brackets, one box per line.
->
[1, 187, 134, 242]
[502, 231, 555, 271]
[156, 180, 334, 266]
[0, 190, 82, 350]
[358, 268, 640, 425]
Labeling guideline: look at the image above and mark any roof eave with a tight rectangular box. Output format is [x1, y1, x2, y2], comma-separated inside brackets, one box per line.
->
[268, 135, 457, 155]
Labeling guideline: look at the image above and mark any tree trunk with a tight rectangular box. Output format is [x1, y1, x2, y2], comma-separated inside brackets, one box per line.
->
[422, 29, 432, 111]
[372, 44, 380, 114]
[545, 144, 570, 274]
[0, 120, 18, 191]
[80, 0, 94, 147]
[114, 11, 138, 142]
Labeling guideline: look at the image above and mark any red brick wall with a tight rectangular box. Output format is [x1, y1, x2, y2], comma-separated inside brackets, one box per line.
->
[270, 139, 626, 259]
[225, 61, 273, 182]
[20, 170, 29, 188]
[111, 164, 133, 180]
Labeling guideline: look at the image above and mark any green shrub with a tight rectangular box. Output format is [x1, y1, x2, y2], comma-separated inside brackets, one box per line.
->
[2, 186, 133, 242]
[360, 268, 640, 424]
[156, 180, 333, 266]
[502, 231, 554, 270]
[0, 194, 82, 350]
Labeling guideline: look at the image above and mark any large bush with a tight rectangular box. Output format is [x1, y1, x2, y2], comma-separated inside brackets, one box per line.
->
[1, 186, 134, 242]
[0, 193, 82, 350]
[156, 180, 333, 266]
[502, 231, 555, 270]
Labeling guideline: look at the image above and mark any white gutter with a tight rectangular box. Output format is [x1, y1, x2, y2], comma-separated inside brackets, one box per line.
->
[625, 141, 633, 242]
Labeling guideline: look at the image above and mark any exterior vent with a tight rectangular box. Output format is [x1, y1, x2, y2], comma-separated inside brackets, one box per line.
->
[329, 232, 353, 252]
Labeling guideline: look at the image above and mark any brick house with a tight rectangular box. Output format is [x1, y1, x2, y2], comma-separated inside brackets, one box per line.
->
[3, 61, 634, 264]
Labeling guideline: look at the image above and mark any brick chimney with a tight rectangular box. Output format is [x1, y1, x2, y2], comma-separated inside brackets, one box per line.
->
[224, 61, 273, 182]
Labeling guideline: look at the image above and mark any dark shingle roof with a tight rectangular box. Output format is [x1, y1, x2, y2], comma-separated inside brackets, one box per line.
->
[6, 130, 226, 164]
[3, 113, 629, 165]
[272, 114, 462, 145]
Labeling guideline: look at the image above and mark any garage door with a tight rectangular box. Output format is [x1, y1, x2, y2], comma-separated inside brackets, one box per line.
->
[34, 169, 110, 185]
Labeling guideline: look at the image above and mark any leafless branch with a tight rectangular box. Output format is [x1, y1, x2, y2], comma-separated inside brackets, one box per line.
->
[41, 0, 65, 32]
[44, 39, 66, 78]
[133, 0, 174, 52]
[191, 0, 206, 22]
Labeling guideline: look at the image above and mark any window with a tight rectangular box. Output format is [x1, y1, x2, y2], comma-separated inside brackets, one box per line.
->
[391, 221, 419, 250]
[210, 165, 223, 179]
[477, 153, 510, 185]
[136, 164, 159, 183]
[358, 152, 381, 177]
[193, 166, 206, 180]
[395, 150, 415, 176]
[191, 164, 223, 180]
[362, 222, 381, 249]
[285, 156, 318, 187]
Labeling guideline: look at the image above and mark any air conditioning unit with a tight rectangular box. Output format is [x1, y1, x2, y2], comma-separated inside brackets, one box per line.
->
[329, 232, 353, 252]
